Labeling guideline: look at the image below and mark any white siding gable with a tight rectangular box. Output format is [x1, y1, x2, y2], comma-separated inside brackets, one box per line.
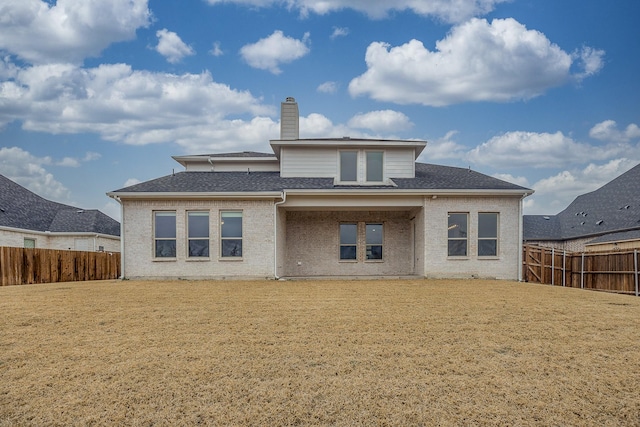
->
[280, 145, 416, 180]
[280, 147, 337, 178]
[384, 148, 415, 178]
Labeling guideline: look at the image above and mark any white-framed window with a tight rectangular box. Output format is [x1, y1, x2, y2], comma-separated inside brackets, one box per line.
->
[188, 211, 209, 257]
[447, 213, 468, 257]
[221, 211, 242, 258]
[365, 151, 384, 182]
[339, 223, 357, 260]
[338, 150, 385, 183]
[339, 222, 384, 261]
[154, 211, 176, 258]
[478, 213, 499, 257]
[339, 151, 358, 182]
[24, 238, 36, 249]
[365, 223, 383, 260]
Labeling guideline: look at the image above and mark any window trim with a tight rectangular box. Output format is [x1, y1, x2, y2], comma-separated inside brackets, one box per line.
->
[478, 212, 499, 258]
[220, 210, 243, 259]
[187, 210, 210, 259]
[447, 212, 468, 258]
[153, 211, 177, 259]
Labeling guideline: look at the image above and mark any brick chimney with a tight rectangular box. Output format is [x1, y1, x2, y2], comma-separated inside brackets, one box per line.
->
[280, 97, 299, 140]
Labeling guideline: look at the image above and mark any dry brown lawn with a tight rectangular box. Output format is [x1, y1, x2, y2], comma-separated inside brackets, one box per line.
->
[1, 279, 639, 426]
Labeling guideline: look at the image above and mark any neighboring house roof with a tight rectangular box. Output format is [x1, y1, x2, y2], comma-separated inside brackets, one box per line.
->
[111, 162, 531, 195]
[587, 229, 640, 245]
[0, 174, 120, 236]
[524, 163, 640, 242]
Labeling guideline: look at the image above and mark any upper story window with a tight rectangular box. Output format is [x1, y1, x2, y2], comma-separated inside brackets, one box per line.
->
[338, 150, 384, 183]
[366, 151, 383, 182]
[340, 151, 358, 182]
[154, 211, 176, 258]
[188, 211, 209, 257]
[447, 213, 468, 257]
[478, 213, 499, 257]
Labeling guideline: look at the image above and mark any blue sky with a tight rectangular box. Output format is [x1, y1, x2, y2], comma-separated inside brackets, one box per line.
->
[1, 0, 638, 221]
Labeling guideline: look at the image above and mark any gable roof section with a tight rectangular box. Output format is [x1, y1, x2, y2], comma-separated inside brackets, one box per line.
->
[524, 163, 640, 241]
[109, 162, 531, 196]
[0, 174, 120, 236]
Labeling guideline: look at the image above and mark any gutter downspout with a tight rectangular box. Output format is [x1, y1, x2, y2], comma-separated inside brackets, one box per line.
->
[111, 195, 125, 279]
[518, 193, 527, 282]
[274, 191, 287, 280]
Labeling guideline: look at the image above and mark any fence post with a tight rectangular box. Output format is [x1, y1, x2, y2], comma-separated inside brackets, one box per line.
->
[581, 252, 585, 290]
[635, 249, 638, 297]
[562, 250, 566, 287]
[551, 247, 555, 286]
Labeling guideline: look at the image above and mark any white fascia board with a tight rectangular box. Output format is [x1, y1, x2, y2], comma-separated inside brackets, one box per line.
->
[282, 188, 533, 197]
[107, 191, 283, 200]
[210, 157, 277, 163]
[0, 225, 119, 239]
[270, 138, 427, 158]
[172, 155, 278, 166]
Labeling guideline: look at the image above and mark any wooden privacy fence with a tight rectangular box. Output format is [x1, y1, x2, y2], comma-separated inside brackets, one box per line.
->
[523, 245, 639, 296]
[0, 246, 120, 286]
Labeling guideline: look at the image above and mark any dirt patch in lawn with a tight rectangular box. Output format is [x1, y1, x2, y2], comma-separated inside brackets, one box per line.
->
[1, 279, 639, 426]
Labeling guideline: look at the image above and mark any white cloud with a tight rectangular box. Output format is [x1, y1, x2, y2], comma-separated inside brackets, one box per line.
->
[349, 18, 602, 106]
[589, 120, 640, 143]
[55, 151, 101, 167]
[209, 41, 224, 57]
[101, 200, 121, 221]
[0, 146, 71, 202]
[419, 130, 467, 161]
[0, 62, 275, 151]
[317, 81, 338, 93]
[240, 30, 310, 74]
[525, 159, 638, 215]
[123, 178, 141, 187]
[155, 29, 195, 64]
[57, 157, 80, 167]
[83, 152, 101, 161]
[204, 0, 507, 22]
[347, 110, 413, 133]
[573, 46, 605, 81]
[330, 27, 349, 39]
[0, 0, 150, 64]
[466, 130, 630, 169]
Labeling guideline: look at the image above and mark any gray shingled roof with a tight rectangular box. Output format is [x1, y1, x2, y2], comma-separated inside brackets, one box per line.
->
[111, 162, 531, 194]
[0, 174, 120, 236]
[524, 163, 640, 241]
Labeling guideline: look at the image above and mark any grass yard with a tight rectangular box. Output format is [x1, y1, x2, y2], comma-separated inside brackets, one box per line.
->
[1, 279, 639, 426]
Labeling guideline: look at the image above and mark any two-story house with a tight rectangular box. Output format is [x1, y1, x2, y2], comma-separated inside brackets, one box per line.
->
[108, 98, 532, 280]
